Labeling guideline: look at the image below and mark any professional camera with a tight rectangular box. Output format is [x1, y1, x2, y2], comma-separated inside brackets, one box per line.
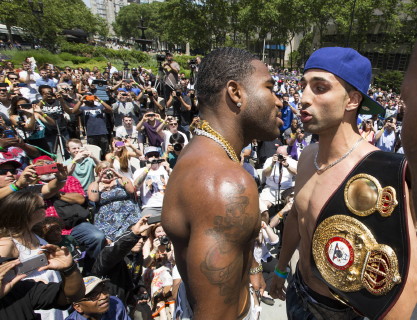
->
[105, 170, 114, 180]
[175, 90, 182, 97]
[278, 154, 285, 161]
[123, 61, 129, 69]
[188, 58, 197, 69]
[149, 159, 165, 165]
[156, 54, 166, 62]
[159, 236, 170, 246]
[173, 143, 183, 152]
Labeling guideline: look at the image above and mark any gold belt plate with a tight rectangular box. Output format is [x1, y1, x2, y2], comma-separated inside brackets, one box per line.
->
[312, 215, 401, 295]
[344, 173, 398, 217]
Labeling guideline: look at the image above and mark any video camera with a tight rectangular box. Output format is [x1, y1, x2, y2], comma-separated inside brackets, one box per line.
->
[188, 58, 197, 69]
[156, 54, 166, 62]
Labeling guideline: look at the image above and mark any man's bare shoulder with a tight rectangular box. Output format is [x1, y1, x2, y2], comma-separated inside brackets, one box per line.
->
[163, 142, 260, 241]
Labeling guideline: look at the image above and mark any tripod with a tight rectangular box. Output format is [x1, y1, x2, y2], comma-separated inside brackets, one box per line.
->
[53, 120, 66, 163]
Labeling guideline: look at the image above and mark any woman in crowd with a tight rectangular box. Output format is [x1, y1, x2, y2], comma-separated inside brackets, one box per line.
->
[0, 191, 69, 320]
[359, 118, 376, 144]
[105, 137, 142, 181]
[88, 161, 140, 242]
[142, 223, 175, 320]
[9, 95, 55, 152]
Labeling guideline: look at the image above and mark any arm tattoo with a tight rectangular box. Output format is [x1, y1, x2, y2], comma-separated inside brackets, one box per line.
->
[200, 184, 254, 304]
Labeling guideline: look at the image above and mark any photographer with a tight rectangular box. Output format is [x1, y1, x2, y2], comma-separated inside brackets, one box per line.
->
[375, 116, 398, 152]
[259, 146, 297, 215]
[0, 83, 12, 119]
[37, 85, 73, 154]
[136, 112, 164, 148]
[156, 115, 188, 154]
[166, 132, 185, 169]
[166, 86, 192, 137]
[71, 93, 113, 159]
[133, 147, 170, 218]
[112, 89, 141, 129]
[161, 53, 180, 99]
[57, 83, 83, 140]
[141, 87, 165, 117]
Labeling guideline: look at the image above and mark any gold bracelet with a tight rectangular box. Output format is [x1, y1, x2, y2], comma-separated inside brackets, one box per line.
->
[249, 265, 263, 275]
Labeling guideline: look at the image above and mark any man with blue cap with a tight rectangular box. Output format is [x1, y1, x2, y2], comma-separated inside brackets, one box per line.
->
[270, 47, 417, 319]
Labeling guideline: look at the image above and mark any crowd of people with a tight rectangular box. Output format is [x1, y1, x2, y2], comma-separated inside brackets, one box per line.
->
[0, 48, 411, 320]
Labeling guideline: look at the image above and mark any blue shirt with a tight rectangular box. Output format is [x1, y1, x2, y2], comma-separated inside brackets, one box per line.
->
[280, 104, 294, 132]
[118, 87, 141, 96]
[65, 296, 131, 320]
[35, 78, 56, 88]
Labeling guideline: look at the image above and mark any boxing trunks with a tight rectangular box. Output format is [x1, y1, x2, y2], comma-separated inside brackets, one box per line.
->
[311, 151, 410, 319]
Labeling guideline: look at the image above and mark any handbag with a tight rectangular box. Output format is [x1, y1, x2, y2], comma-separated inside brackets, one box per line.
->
[53, 199, 90, 229]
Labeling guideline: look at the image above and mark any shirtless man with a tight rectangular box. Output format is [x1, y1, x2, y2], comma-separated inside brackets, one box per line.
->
[270, 47, 417, 319]
[162, 47, 282, 319]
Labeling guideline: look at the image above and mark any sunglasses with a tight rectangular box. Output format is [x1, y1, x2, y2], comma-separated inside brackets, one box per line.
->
[169, 123, 178, 126]
[0, 168, 18, 175]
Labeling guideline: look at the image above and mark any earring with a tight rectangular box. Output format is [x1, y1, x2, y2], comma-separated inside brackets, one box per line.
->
[237, 102, 242, 107]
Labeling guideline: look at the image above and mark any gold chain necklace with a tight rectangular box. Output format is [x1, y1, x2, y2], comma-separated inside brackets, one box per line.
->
[192, 120, 240, 162]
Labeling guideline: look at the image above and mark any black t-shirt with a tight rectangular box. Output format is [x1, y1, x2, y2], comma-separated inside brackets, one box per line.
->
[0, 280, 66, 320]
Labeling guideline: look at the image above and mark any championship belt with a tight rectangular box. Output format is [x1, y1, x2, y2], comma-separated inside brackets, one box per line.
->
[311, 151, 410, 320]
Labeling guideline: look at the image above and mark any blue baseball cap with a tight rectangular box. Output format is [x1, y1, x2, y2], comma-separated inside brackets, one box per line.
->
[304, 47, 384, 115]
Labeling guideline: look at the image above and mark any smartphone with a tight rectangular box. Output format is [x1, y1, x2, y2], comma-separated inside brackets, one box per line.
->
[147, 215, 161, 225]
[34, 163, 58, 175]
[16, 253, 48, 275]
[19, 103, 32, 110]
[115, 141, 125, 147]
[0, 82, 8, 88]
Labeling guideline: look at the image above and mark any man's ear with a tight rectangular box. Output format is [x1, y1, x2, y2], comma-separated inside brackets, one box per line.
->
[346, 90, 363, 112]
[73, 302, 84, 314]
[226, 80, 243, 106]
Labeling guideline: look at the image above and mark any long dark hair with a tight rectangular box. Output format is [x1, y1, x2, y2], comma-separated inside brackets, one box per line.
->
[0, 191, 43, 237]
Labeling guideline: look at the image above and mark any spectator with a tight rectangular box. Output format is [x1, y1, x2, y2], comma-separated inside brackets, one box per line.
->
[133, 147, 170, 217]
[0, 243, 84, 319]
[106, 137, 142, 181]
[288, 128, 307, 161]
[72, 94, 113, 158]
[136, 112, 164, 149]
[375, 116, 398, 152]
[37, 85, 72, 154]
[65, 138, 99, 193]
[166, 88, 192, 137]
[112, 90, 141, 128]
[115, 116, 144, 154]
[359, 118, 376, 144]
[166, 133, 185, 169]
[91, 216, 151, 306]
[283, 119, 299, 146]
[67, 276, 130, 320]
[156, 115, 188, 154]
[142, 87, 165, 118]
[88, 162, 140, 242]
[57, 83, 83, 140]
[9, 95, 54, 152]
[279, 93, 294, 133]
[259, 146, 297, 214]
[0, 83, 12, 118]
[36, 68, 57, 88]
[0, 191, 72, 319]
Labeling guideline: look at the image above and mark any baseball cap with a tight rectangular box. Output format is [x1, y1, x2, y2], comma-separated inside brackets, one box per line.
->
[304, 47, 384, 115]
[0, 155, 22, 168]
[83, 276, 109, 295]
[33, 155, 54, 164]
[144, 146, 160, 156]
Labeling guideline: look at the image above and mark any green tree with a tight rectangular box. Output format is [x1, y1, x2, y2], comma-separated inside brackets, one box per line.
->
[0, 0, 24, 42]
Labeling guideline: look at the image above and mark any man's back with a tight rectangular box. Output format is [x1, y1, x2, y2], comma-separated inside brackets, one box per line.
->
[163, 137, 261, 319]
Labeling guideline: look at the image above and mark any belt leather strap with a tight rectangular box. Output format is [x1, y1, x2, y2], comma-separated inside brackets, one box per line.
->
[311, 151, 410, 319]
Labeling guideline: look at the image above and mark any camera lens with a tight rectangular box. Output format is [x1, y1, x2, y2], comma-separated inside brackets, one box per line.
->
[159, 236, 170, 246]
[173, 143, 183, 152]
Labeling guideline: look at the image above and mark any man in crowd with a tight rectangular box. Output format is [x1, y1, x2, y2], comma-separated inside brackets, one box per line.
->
[36, 68, 57, 88]
[134, 146, 170, 218]
[280, 93, 295, 134]
[270, 47, 417, 319]
[115, 115, 144, 154]
[67, 276, 130, 320]
[0, 83, 11, 118]
[72, 94, 113, 158]
[259, 145, 297, 214]
[162, 47, 282, 319]
[112, 90, 141, 129]
[156, 116, 188, 154]
[19, 62, 41, 102]
[166, 88, 192, 137]
[375, 116, 398, 152]
[162, 53, 180, 100]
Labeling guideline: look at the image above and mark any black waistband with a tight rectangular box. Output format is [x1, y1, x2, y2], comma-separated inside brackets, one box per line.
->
[296, 268, 347, 310]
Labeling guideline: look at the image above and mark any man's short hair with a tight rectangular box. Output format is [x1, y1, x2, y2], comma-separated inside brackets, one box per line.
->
[66, 138, 83, 148]
[195, 47, 258, 107]
[38, 85, 52, 94]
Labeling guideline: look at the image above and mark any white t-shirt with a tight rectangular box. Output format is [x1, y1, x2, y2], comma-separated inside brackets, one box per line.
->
[263, 156, 297, 190]
[133, 165, 169, 208]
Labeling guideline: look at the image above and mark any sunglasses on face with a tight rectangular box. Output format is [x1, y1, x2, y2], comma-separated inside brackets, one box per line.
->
[0, 168, 18, 175]
[169, 123, 178, 126]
